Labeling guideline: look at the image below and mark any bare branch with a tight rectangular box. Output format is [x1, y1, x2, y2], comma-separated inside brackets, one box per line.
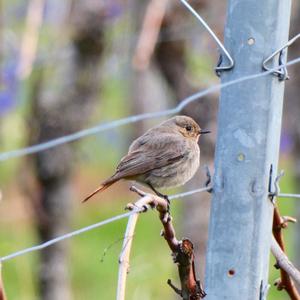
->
[117, 211, 139, 300]
[117, 186, 206, 300]
[272, 206, 300, 299]
[271, 237, 300, 287]
[116, 190, 155, 300]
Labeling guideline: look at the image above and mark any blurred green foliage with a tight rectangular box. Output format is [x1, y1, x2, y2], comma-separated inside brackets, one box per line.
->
[1, 196, 183, 300]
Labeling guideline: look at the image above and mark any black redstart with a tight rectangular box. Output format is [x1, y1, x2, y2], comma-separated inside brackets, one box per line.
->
[83, 115, 210, 202]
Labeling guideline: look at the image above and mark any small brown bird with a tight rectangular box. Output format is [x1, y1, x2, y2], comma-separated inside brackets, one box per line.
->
[83, 115, 210, 202]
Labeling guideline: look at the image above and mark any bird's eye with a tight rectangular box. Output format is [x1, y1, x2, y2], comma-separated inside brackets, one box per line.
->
[185, 125, 192, 132]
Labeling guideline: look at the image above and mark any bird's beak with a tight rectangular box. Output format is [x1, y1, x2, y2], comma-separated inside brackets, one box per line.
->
[199, 129, 211, 135]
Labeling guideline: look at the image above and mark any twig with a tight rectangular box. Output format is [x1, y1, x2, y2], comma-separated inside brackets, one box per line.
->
[272, 206, 300, 299]
[118, 186, 206, 300]
[100, 236, 133, 263]
[116, 211, 139, 300]
[0, 263, 6, 300]
[116, 191, 153, 300]
[271, 237, 300, 287]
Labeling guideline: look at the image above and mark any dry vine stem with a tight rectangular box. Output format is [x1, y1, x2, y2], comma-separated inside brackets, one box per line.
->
[117, 209, 140, 300]
[271, 237, 300, 287]
[272, 206, 300, 300]
[0, 263, 7, 300]
[116, 186, 205, 300]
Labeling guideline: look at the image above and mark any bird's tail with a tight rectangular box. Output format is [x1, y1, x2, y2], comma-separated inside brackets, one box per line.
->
[82, 177, 119, 203]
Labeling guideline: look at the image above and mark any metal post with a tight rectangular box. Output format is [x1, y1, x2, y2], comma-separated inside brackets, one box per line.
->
[205, 1, 292, 299]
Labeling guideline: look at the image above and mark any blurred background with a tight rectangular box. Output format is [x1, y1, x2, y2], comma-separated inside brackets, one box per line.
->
[0, 0, 299, 299]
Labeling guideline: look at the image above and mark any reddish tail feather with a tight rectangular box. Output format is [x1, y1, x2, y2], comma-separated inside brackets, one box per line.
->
[82, 178, 118, 202]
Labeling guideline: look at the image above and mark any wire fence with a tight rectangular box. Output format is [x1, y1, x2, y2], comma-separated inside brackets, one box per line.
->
[0, 186, 211, 262]
[0, 57, 300, 162]
[0, 182, 297, 263]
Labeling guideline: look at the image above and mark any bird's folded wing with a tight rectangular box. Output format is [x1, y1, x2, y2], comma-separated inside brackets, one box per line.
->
[115, 139, 186, 178]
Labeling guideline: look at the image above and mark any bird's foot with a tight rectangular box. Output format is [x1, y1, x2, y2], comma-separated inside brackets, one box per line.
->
[162, 194, 170, 204]
[158, 194, 170, 212]
[147, 183, 169, 203]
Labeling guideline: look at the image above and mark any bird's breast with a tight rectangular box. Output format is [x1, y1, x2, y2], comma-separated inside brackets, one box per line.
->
[144, 141, 200, 188]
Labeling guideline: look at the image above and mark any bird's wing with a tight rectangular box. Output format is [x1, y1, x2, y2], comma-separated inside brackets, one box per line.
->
[115, 135, 186, 178]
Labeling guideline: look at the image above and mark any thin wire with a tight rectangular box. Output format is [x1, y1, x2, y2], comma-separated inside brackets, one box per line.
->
[179, 0, 234, 70]
[0, 186, 210, 262]
[263, 33, 300, 75]
[277, 193, 300, 200]
[0, 211, 135, 262]
[100, 235, 134, 263]
[0, 57, 300, 162]
[169, 186, 211, 200]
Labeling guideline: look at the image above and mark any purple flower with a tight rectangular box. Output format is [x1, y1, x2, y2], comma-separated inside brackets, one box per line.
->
[0, 62, 18, 115]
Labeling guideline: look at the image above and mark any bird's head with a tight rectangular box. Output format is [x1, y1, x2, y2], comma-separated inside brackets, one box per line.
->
[165, 115, 210, 141]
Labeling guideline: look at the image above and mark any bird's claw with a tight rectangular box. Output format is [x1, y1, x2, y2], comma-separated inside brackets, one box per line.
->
[163, 194, 170, 204]
[162, 195, 171, 213]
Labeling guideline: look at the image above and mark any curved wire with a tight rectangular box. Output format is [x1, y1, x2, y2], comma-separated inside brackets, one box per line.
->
[179, 0, 234, 72]
[263, 33, 300, 78]
[0, 57, 300, 162]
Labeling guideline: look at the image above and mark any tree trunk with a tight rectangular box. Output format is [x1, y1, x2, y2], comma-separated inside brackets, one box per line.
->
[27, 2, 105, 299]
